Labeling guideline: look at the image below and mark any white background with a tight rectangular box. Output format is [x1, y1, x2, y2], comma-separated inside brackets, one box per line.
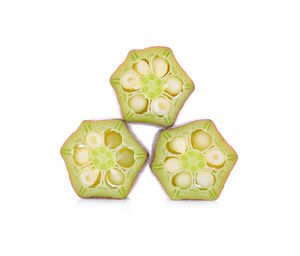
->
[0, 0, 299, 255]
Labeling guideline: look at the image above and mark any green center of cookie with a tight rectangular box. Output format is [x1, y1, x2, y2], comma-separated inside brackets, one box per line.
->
[141, 74, 163, 99]
[180, 150, 206, 172]
[91, 146, 115, 170]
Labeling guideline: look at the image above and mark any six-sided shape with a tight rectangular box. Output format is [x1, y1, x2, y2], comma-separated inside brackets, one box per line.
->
[151, 120, 238, 200]
[61, 119, 147, 198]
[61, 47, 238, 199]
[110, 47, 194, 126]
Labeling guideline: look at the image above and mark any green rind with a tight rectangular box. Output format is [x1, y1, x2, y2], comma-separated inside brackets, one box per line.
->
[61, 119, 148, 198]
[151, 120, 238, 200]
[110, 47, 195, 127]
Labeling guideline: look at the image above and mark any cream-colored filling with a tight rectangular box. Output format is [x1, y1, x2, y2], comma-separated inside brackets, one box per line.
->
[167, 136, 187, 154]
[151, 97, 171, 116]
[196, 171, 214, 188]
[85, 132, 104, 149]
[80, 167, 100, 187]
[73, 147, 90, 166]
[172, 172, 192, 189]
[133, 60, 150, 76]
[128, 94, 148, 114]
[152, 56, 169, 77]
[164, 157, 182, 173]
[121, 71, 140, 91]
[191, 130, 212, 151]
[164, 76, 183, 96]
[107, 168, 125, 186]
[206, 148, 225, 167]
